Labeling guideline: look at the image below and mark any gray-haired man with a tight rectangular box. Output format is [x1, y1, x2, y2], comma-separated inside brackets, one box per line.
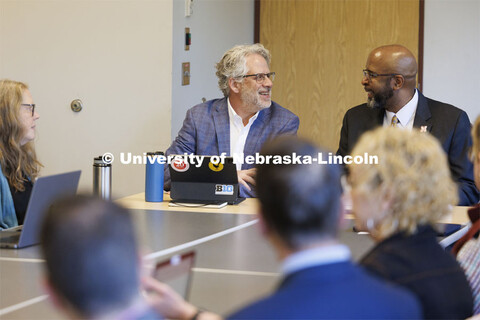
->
[164, 44, 299, 197]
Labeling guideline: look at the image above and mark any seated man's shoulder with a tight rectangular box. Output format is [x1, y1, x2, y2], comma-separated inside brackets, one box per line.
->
[354, 266, 422, 315]
[188, 98, 227, 115]
[268, 101, 299, 122]
[228, 264, 420, 319]
[426, 97, 469, 118]
[345, 103, 373, 117]
[227, 294, 281, 320]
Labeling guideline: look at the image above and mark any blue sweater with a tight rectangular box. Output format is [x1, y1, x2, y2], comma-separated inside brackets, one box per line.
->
[0, 164, 18, 229]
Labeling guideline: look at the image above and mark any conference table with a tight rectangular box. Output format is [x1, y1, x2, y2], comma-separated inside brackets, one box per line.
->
[0, 193, 471, 319]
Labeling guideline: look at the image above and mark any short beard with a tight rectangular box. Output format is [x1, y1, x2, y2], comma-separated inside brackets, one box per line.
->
[367, 82, 394, 109]
[240, 88, 271, 112]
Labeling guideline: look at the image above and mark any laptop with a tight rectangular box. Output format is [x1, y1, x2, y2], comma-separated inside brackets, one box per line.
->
[169, 156, 245, 205]
[153, 251, 196, 300]
[0, 170, 81, 249]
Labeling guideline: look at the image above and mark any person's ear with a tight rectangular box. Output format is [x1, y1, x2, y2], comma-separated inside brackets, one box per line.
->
[257, 206, 270, 237]
[42, 276, 66, 313]
[392, 75, 404, 90]
[379, 185, 395, 215]
[43, 276, 84, 319]
[338, 197, 349, 230]
[228, 78, 241, 94]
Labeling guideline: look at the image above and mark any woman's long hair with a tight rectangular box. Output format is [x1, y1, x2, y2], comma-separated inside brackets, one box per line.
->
[0, 79, 41, 191]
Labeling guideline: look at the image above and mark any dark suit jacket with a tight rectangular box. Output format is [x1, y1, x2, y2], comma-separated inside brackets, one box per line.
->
[228, 261, 421, 319]
[361, 224, 474, 319]
[164, 98, 299, 197]
[337, 91, 479, 205]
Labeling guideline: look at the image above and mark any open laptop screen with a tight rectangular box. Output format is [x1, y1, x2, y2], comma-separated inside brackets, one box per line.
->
[0, 170, 81, 249]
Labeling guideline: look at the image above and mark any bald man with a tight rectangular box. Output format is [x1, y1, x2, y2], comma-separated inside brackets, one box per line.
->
[338, 44, 479, 206]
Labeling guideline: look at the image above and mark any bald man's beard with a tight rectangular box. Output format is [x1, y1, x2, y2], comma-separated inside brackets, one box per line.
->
[367, 83, 394, 109]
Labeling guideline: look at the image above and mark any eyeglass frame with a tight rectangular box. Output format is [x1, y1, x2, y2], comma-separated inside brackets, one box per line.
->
[240, 72, 275, 83]
[21, 103, 36, 116]
[363, 69, 416, 81]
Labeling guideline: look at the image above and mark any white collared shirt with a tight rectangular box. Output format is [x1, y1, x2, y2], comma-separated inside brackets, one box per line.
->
[228, 98, 259, 170]
[384, 89, 418, 130]
[281, 244, 351, 276]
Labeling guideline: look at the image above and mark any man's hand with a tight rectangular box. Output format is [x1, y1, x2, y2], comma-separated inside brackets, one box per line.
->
[142, 276, 197, 320]
[142, 277, 222, 320]
[237, 168, 256, 191]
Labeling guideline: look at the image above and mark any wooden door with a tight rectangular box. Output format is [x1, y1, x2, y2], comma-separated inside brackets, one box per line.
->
[260, 0, 420, 151]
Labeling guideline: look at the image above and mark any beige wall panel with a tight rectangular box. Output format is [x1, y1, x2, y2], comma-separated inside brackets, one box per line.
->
[1, 1, 173, 198]
[260, 1, 297, 116]
[260, 0, 419, 151]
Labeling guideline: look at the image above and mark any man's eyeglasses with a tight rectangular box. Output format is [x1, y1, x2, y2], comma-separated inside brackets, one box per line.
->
[21, 104, 36, 116]
[362, 69, 416, 81]
[362, 69, 400, 80]
[241, 72, 275, 84]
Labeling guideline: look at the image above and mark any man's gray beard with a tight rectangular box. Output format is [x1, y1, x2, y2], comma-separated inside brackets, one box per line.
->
[248, 102, 271, 114]
[241, 91, 272, 113]
[366, 87, 393, 109]
[258, 100, 271, 110]
[367, 97, 384, 109]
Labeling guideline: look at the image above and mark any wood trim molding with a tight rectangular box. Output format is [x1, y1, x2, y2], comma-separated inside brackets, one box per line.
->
[254, 0, 260, 43]
[418, 0, 425, 91]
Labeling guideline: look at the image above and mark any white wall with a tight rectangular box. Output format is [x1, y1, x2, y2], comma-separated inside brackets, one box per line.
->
[424, 0, 480, 123]
[0, 0, 173, 198]
[170, 0, 254, 138]
[0, 0, 253, 199]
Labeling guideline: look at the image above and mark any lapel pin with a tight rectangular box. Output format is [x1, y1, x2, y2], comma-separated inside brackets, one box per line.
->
[420, 126, 428, 133]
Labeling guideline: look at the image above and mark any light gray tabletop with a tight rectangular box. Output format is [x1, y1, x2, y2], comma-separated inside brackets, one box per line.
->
[0, 206, 374, 319]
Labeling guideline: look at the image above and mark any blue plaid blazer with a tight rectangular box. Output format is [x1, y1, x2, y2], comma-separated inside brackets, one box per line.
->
[164, 97, 299, 197]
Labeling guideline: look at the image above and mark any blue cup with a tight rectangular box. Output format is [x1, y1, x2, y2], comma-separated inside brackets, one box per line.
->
[145, 151, 164, 202]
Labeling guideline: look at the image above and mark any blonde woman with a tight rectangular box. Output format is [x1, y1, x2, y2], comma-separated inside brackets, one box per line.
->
[349, 127, 473, 319]
[0, 79, 41, 228]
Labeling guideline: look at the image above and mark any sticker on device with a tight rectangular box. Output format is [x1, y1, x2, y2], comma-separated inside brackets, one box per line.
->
[215, 184, 234, 195]
[171, 160, 189, 172]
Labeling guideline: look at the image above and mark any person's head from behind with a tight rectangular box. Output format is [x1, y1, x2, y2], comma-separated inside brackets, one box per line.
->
[0, 79, 41, 190]
[40, 195, 139, 319]
[471, 116, 480, 191]
[256, 136, 342, 253]
[349, 127, 458, 241]
[216, 43, 273, 113]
